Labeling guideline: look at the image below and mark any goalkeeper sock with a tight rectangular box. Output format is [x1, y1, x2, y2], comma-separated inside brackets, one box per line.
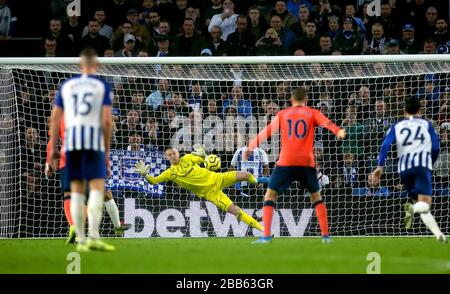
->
[70, 192, 86, 244]
[313, 200, 329, 237]
[413, 201, 430, 214]
[420, 211, 444, 239]
[263, 201, 275, 237]
[63, 198, 73, 226]
[105, 198, 121, 229]
[87, 190, 104, 240]
[247, 174, 258, 185]
[237, 209, 263, 232]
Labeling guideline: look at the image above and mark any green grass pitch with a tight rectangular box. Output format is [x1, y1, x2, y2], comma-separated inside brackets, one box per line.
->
[0, 238, 449, 274]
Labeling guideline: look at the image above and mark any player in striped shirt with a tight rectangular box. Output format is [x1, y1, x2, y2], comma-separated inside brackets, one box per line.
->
[45, 118, 131, 245]
[49, 48, 114, 252]
[246, 87, 346, 244]
[370, 96, 447, 243]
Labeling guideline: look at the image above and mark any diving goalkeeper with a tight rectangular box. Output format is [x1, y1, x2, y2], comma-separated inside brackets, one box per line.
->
[134, 145, 267, 232]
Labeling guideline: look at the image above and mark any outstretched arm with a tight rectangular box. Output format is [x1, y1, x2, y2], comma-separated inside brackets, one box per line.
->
[134, 161, 170, 184]
[314, 110, 346, 139]
[247, 115, 280, 151]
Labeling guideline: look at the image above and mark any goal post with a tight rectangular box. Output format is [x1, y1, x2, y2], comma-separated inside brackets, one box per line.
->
[0, 55, 449, 238]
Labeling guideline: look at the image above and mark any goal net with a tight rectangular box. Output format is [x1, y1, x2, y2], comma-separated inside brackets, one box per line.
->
[0, 56, 449, 238]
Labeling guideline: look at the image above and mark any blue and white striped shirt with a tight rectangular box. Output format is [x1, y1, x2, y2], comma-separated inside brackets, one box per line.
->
[54, 74, 112, 152]
[378, 117, 440, 173]
[231, 147, 269, 187]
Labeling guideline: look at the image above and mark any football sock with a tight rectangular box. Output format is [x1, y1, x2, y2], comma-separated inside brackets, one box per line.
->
[413, 201, 430, 214]
[247, 174, 258, 185]
[420, 211, 444, 239]
[237, 209, 263, 232]
[105, 198, 121, 229]
[70, 192, 86, 243]
[263, 201, 275, 237]
[313, 200, 329, 237]
[63, 198, 73, 226]
[87, 190, 104, 240]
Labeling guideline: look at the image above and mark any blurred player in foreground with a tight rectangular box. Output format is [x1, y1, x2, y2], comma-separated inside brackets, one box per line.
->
[46, 120, 131, 245]
[370, 96, 447, 243]
[134, 145, 269, 233]
[49, 47, 115, 252]
[245, 87, 346, 244]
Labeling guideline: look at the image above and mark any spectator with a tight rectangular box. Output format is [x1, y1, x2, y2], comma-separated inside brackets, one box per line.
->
[419, 37, 437, 54]
[247, 5, 269, 42]
[48, 18, 73, 56]
[43, 36, 58, 57]
[222, 85, 252, 118]
[137, 49, 149, 57]
[208, 0, 239, 41]
[333, 17, 363, 55]
[384, 38, 403, 54]
[314, 0, 339, 34]
[367, 1, 400, 39]
[270, 0, 297, 29]
[115, 33, 139, 57]
[327, 15, 341, 40]
[113, 9, 150, 47]
[289, 3, 310, 38]
[317, 35, 333, 55]
[21, 127, 45, 174]
[341, 105, 364, 156]
[153, 34, 172, 56]
[0, 0, 16, 39]
[63, 15, 83, 45]
[439, 87, 450, 124]
[173, 18, 207, 56]
[399, 23, 419, 54]
[82, 8, 113, 41]
[342, 153, 358, 188]
[170, 0, 189, 33]
[204, 0, 223, 27]
[433, 18, 450, 46]
[116, 110, 144, 149]
[255, 28, 284, 56]
[130, 90, 150, 116]
[293, 19, 320, 55]
[207, 25, 227, 56]
[79, 19, 111, 56]
[434, 123, 450, 189]
[185, 6, 204, 34]
[104, 48, 115, 57]
[269, 14, 296, 52]
[127, 133, 144, 151]
[416, 74, 440, 120]
[142, 8, 160, 37]
[144, 117, 169, 149]
[112, 21, 142, 52]
[364, 22, 386, 54]
[170, 92, 190, 116]
[146, 79, 172, 110]
[417, 6, 438, 43]
[187, 80, 206, 112]
[344, 3, 365, 34]
[363, 99, 393, 159]
[226, 15, 255, 56]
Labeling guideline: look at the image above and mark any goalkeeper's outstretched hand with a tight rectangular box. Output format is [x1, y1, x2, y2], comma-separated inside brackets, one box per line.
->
[192, 144, 206, 158]
[134, 161, 150, 176]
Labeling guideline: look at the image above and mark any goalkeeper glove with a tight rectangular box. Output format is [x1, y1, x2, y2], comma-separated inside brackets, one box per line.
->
[192, 144, 206, 158]
[134, 161, 150, 176]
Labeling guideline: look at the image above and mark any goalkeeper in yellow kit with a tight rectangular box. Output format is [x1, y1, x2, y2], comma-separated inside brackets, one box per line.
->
[134, 145, 267, 232]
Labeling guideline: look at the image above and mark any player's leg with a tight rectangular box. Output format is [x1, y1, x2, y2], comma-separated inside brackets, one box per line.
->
[84, 151, 115, 251]
[67, 151, 88, 251]
[305, 167, 331, 243]
[60, 167, 76, 244]
[414, 195, 446, 243]
[227, 202, 263, 232]
[253, 167, 293, 244]
[104, 189, 132, 235]
[234, 171, 269, 185]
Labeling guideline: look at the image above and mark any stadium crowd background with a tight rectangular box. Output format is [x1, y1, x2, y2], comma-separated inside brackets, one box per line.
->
[2, 0, 450, 208]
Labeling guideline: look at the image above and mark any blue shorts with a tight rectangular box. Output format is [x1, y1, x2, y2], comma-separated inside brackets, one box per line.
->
[268, 166, 320, 194]
[60, 166, 71, 193]
[400, 167, 432, 198]
[66, 150, 106, 182]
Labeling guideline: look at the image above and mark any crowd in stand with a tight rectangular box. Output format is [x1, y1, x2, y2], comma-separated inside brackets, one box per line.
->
[3, 0, 449, 199]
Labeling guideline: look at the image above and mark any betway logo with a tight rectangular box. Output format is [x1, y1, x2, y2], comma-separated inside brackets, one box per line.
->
[124, 198, 313, 238]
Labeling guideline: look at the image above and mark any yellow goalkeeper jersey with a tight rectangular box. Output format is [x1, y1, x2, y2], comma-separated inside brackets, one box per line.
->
[146, 153, 218, 197]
